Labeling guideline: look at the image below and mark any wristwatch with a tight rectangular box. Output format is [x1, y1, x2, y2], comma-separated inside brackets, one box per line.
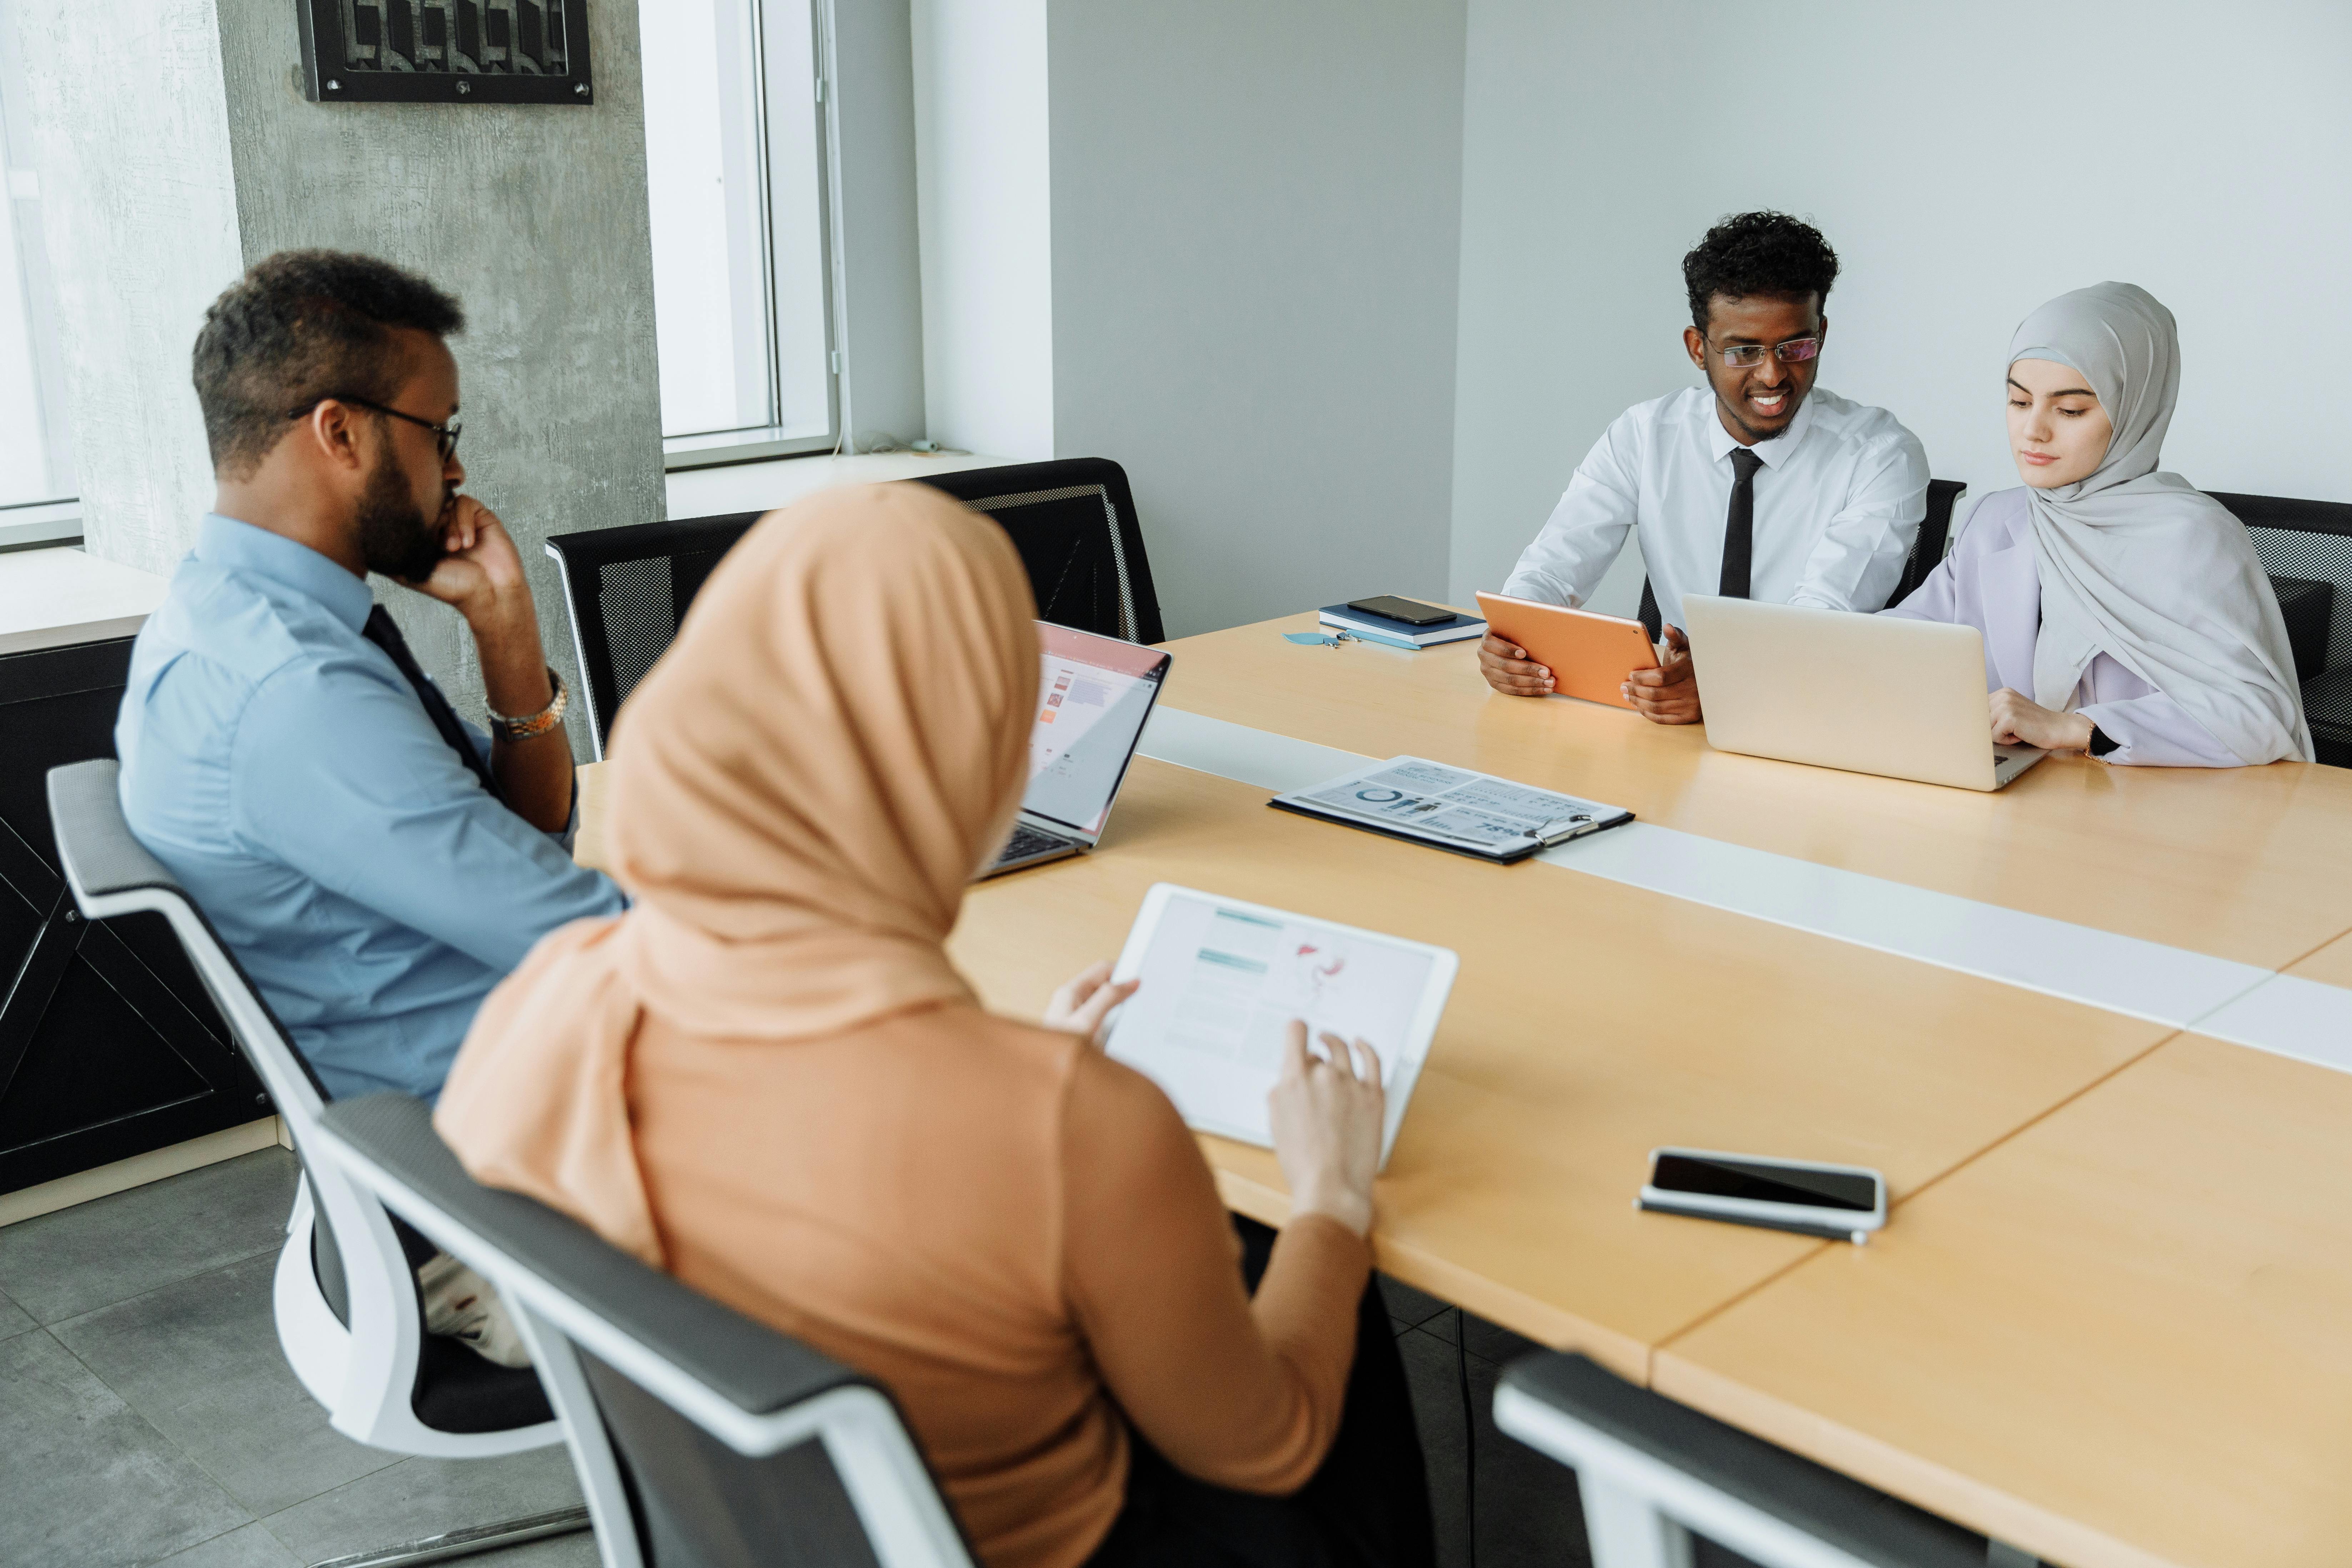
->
[488, 666, 569, 742]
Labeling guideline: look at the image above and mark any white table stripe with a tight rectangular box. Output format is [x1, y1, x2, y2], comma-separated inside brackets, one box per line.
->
[1138, 706, 2341, 1066]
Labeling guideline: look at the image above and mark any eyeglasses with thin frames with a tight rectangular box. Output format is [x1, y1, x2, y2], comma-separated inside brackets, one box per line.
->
[1712, 336, 1820, 370]
[288, 396, 463, 461]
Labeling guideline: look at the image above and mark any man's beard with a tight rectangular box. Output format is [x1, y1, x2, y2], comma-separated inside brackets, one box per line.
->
[355, 452, 446, 583]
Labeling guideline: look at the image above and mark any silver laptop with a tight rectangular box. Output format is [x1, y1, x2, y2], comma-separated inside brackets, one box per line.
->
[982, 623, 1172, 877]
[1680, 595, 2046, 792]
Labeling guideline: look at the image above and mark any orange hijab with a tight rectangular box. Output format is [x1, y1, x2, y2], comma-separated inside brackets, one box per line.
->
[435, 483, 1040, 1260]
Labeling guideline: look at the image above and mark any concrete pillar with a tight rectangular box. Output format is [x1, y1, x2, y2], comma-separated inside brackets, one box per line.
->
[4, 0, 663, 752]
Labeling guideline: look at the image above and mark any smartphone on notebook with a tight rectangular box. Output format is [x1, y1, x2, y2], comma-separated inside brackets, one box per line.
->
[1638, 1147, 1886, 1243]
[1346, 596, 1455, 627]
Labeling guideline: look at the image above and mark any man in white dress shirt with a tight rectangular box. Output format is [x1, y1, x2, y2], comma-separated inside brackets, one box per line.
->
[1482, 212, 1929, 722]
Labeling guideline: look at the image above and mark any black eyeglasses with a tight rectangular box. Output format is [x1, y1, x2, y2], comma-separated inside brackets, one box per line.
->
[289, 396, 462, 461]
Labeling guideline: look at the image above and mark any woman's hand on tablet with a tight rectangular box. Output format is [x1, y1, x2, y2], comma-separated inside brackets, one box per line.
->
[1269, 1021, 1384, 1237]
[1989, 688, 2095, 751]
[1044, 962, 1139, 1048]
[1478, 633, 1555, 697]
[1623, 624, 1702, 725]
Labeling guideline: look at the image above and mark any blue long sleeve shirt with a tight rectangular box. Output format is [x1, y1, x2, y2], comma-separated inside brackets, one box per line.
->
[114, 514, 626, 1102]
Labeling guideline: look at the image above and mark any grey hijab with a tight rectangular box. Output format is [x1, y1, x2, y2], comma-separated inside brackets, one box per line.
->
[2013, 282, 2312, 764]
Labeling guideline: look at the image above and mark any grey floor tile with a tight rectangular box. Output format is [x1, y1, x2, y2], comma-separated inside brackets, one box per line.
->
[1463, 1311, 1543, 1368]
[0, 1328, 251, 1568]
[1377, 1272, 1454, 1329]
[0, 1282, 34, 1340]
[0, 1148, 299, 1324]
[260, 1445, 585, 1565]
[1398, 1326, 1590, 1568]
[460, 1526, 605, 1566]
[52, 1250, 399, 1516]
[1416, 1304, 1459, 1345]
[149, 1522, 303, 1568]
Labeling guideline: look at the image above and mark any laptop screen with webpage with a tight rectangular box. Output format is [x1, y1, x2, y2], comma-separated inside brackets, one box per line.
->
[1023, 623, 1170, 839]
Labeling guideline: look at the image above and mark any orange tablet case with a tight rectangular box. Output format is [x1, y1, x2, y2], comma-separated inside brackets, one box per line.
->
[1474, 591, 1659, 710]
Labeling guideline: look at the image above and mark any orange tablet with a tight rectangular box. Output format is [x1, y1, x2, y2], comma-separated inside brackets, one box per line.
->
[1474, 591, 1659, 709]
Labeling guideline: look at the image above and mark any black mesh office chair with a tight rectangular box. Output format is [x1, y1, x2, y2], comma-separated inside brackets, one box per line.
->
[315, 1093, 978, 1568]
[1638, 478, 1967, 638]
[1493, 1351, 1999, 1568]
[910, 458, 1165, 645]
[544, 512, 764, 758]
[2209, 491, 2352, 766]
[547, 460, 1164, 758]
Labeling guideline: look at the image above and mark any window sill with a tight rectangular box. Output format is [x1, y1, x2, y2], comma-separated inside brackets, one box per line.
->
[664, 450, 1019, 521]
[0, 500, 84, 553]
[662, 426, 837, 471]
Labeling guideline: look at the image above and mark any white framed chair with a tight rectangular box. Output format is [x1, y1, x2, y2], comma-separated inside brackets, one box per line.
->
[1492, 1350, 2019, 1568]
[45, 760, 597, 1565]
[313, 1090, 977, 1568]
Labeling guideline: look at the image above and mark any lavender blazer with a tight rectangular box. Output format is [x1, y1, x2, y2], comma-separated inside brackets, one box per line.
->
[1883, 487, 2239, 766]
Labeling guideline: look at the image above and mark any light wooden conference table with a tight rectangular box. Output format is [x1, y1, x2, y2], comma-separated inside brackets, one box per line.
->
[579, 612, 2352, 1568]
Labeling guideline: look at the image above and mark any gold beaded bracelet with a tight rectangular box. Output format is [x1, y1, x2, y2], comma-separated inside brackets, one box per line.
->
[488, 666, 569, 742]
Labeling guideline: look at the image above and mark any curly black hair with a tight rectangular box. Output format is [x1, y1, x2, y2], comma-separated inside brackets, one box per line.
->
[192, 249, 465, 479]
[1682, 212, 1839, 334]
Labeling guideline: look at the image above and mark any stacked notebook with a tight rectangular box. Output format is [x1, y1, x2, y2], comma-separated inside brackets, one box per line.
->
[1317, 601, 1487, 649]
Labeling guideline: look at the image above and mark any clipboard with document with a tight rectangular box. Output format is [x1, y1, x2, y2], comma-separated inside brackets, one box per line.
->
[1269, 755, 1634, 864]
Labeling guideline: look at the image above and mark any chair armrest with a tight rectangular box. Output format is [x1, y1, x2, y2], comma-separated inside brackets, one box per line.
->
[1495, 1353, 1984, 1568]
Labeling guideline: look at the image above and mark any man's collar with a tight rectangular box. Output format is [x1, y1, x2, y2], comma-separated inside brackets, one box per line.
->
[1705, 389, 1818, 470]
[195, 513, 375, 633]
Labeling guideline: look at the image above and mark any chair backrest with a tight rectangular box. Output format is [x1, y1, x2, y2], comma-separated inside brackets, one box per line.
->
[544, 512, 764, 758]
[43, 759, 553, 1444]
[1493, 1352, 1988, 1568]
[1887, 478, 1968, 606]
[2211, 491, 2352, 683]
[316, 1093, 975, 1568]
[909, 458, 1165, 645]
[1637, 477, 1966, 639]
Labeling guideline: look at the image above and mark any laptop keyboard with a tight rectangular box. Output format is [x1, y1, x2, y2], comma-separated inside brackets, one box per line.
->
[994, 822, 1075, 867]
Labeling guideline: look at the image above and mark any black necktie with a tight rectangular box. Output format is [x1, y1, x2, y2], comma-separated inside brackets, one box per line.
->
[362, 606, 502, 802]
[1719, 447, 1765, 599]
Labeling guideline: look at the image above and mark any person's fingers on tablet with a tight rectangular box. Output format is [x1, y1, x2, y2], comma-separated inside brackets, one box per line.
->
[1318, 1031, 1354, 1077]
[1352, 1037, 1384, 1086]
[1281, 1018, 1312, 1080]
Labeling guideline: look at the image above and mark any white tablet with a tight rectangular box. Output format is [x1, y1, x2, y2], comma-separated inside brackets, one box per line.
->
[1104, 884, 1458, 1168]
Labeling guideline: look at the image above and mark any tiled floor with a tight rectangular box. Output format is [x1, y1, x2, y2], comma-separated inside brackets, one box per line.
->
[0, 1147, 1707, 1568]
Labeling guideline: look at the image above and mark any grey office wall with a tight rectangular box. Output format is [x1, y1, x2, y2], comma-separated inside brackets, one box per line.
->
[1448, 0, 2352, 613]
[1045, 0, 1468, 640]
[8, 0, 662, 754]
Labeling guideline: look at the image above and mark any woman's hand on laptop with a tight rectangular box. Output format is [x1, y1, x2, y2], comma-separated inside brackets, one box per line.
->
[1989, 689, 2095, 751]
[1269, 1022, 1384, 1237]
[1479, 633, 1555, 696]
[1623, 625, 1703, 725]
[1043, 961, 1139, 1048]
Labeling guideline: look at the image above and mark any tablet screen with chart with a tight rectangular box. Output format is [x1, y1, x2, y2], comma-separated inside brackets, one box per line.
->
[1104, 884, 1458, 1165]
[1023, 624, 1169, 837]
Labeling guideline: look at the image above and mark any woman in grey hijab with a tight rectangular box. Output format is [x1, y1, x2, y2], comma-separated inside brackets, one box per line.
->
[1886, 282, 2311, 766]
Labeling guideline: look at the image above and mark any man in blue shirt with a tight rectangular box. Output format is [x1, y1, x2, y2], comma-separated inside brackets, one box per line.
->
[117, 250, 626, 1109]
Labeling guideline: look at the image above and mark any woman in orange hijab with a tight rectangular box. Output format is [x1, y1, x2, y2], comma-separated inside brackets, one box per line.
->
[435, 483, 1432, 1568]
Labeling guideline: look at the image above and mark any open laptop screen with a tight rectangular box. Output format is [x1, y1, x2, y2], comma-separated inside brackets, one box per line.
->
[1024, 623, 1170, 838]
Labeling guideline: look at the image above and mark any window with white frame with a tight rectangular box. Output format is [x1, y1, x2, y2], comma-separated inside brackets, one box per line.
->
[639, 0, 835, 455]
[0, 64, 76, 514]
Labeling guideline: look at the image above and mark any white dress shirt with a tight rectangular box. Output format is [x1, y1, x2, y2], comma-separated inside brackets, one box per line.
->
[1501, 384, 1931, 629]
